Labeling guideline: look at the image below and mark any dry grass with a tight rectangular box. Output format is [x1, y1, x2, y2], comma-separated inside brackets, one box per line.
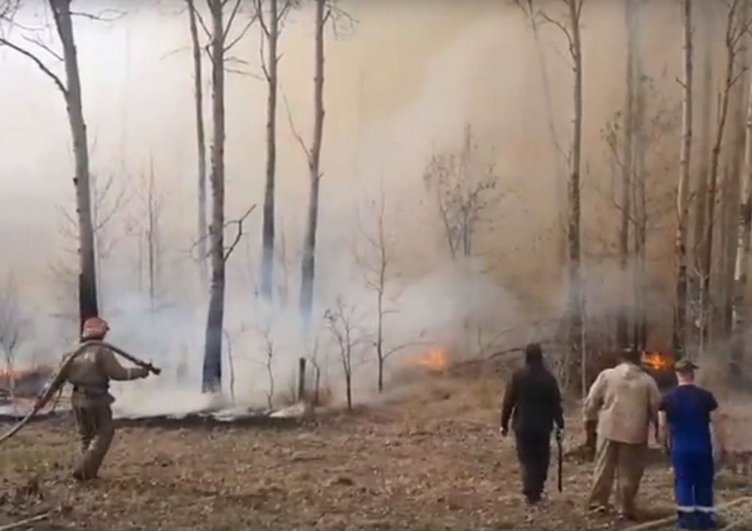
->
[0, 374, 750, 530]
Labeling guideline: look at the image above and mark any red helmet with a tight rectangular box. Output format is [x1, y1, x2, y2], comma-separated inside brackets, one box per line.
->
[82, 317, 110, 340]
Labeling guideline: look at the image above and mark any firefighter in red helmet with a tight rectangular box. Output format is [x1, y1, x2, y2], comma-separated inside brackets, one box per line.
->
[36, 317, 152, 481]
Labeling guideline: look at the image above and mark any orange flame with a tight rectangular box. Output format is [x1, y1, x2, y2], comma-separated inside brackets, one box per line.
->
[641, 351, 674, 371]
[1, 367, 41, 381]
[0, 366, 54, 388]
[413, 348, 450, 373]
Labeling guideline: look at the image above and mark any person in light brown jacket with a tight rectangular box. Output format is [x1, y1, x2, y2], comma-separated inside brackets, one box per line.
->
[583, 348, 661, 520]
[36, 317, 151, 481]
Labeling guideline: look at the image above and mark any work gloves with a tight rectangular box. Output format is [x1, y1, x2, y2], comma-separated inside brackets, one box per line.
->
[584, 419, 597, 461]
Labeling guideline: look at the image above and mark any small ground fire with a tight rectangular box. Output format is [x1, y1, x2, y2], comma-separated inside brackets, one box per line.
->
[641, 350, 675, 372]
[413, 348, 450, 373]
[0, 366, 54, 402]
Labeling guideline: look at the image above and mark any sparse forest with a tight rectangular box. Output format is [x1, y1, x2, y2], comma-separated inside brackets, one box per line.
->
[1, 0, 752, 529]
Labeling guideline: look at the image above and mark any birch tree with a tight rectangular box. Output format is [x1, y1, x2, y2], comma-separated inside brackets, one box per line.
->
[697, 0, 749, 355]
[298, 0, 328, 322]
[564, 1, 585, 392]
[721, 0, 749, 340]
[0, 0, 103, 329]
[533, 0, 585, 393]
[732, 77, 752, 378]
[674, 0, 693, 358]
[186, 0, 208, 286]
[287, 0, 353, 323]
[630, 1, 648, 352]
[256, 0, 296, 302]
[514, 0, 568, 265]
[618, 0, 638, 349]
[201, 0, 257, 393]
[689, 2, 715, 356]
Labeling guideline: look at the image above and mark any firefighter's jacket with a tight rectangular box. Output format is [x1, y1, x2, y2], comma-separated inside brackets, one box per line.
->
[584, 362, 661, 445]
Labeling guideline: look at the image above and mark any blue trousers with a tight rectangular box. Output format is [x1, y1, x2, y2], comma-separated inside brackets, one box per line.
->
[673, 450, 715, 529]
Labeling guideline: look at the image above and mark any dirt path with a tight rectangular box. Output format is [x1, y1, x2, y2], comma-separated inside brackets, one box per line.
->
[1, 381, 750, 530]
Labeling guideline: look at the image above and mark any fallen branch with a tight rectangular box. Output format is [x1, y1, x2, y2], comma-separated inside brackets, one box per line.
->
[0, 512, 50, 531]
[621, 497, 752, 531]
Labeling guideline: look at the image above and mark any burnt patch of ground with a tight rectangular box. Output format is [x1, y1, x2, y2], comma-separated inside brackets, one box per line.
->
[0, 378, 750, 530]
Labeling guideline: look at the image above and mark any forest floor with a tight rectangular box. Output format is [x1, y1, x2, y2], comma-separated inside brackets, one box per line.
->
[1, 376, 751, 531]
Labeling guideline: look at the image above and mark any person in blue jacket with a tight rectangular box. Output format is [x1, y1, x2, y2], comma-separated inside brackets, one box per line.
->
[659, 359, 726, 530]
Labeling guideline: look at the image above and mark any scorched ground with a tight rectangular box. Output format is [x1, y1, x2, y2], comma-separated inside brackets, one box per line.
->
[1, 379, 750, 530]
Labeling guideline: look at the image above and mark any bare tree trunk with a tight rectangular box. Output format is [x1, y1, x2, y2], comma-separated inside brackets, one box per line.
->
[90, 172, 104, 310]
[50, 0, 98, 329]
[631, 137, 646, 351]
[299, 0, 326, 322]
[187, 0, 208, 287]
[723, 0, 748, 340]
[633, 0, 648, 351]
[376, 195, 387, 394]
[700, 1, 742, 354]
[566, 0, 586, 396]
[260, 0, 280, 302]
[732, 74, 752, 378]
[147, 159, 157, 310]
[675, 0, 693, 358]
[618, 0, 636, 349]
[297, 357, 306, 402]
[376, 288, 385, 393]
[516, 0, 568, 284]
[345, 369, 352, 411]
[721, 165, 740, 338]
[203, 0, 227, 393]
[691, 3, 714, 354]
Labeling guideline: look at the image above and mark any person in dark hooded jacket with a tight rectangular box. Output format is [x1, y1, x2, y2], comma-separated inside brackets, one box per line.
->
[500, 343, 564, 505]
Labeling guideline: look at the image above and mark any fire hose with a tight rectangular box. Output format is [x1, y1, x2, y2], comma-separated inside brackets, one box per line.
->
[0, 340, 161, 445]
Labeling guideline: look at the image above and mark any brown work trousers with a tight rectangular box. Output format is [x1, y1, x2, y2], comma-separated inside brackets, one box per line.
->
[72, 402, 115, 480]
[588, 438, 647, 517]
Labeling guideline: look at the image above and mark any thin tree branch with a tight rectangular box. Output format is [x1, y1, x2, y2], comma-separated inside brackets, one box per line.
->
[223, 204, 257, 262]
[282, 89, 311, 162]
[21, 33, 62, 62]
[193, 6, 212, 40]
[69, 9, 125, 22]
[223, 0, 243, 37]
[224, 13, 259, 51]
[0, 37, 66, 96]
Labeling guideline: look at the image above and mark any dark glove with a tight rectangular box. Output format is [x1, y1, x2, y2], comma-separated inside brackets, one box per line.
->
[555, 427, 563, 443]
[584, 420, 597, 461]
